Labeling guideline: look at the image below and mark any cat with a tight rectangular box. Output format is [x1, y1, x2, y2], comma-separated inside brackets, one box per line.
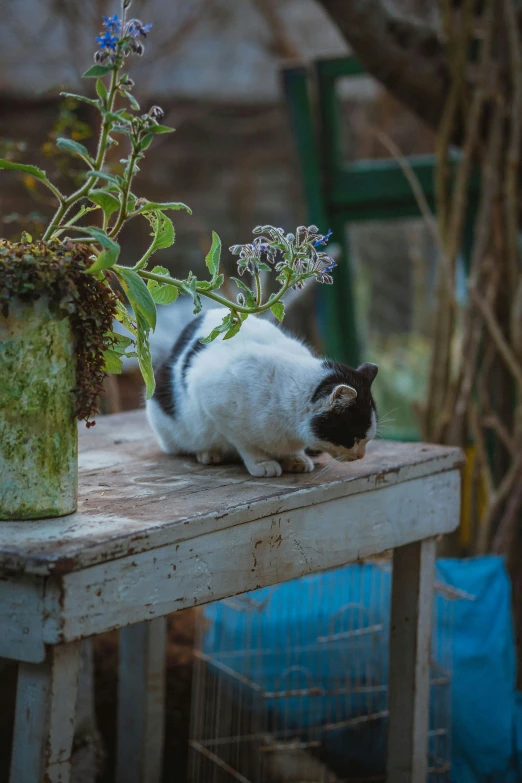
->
[146, 308, 378, 477]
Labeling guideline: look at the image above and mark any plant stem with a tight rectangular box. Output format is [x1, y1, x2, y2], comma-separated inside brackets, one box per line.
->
[40, 179, 65, 204]
[53, 205, 101, 237]
[109, 148, 139, 238]
[254, 270, 262, 305]
[42, 68, 120, 242]
[132, 242, 155, 271]
[132, 267, 292, 314]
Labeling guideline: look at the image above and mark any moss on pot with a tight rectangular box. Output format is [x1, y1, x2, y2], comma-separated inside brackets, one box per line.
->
[0, 239, 119, 422]
[0, 239, 119, 519]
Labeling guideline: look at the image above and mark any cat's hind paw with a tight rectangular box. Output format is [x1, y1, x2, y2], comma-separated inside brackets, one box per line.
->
[196, 450, 224, 466]
[247, 460, 283, 478]
[281, 454, 315, 473]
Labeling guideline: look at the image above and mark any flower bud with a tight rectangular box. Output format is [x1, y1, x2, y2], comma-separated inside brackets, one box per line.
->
[120, 74, 135, 89]
[148, 105, 165, 121]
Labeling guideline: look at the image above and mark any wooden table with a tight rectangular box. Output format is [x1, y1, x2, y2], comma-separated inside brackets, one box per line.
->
[0, 411, 463, 783]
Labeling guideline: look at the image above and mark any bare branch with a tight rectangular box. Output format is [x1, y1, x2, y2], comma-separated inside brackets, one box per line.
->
[503, 0, 522, 290]
[471, 287, 522, 394]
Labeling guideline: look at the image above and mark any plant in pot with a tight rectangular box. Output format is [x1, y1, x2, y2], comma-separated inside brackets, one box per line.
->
[0, 2, 337, 521]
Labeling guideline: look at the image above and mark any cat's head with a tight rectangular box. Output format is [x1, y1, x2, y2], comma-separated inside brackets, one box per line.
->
[310, 361, 378, 462]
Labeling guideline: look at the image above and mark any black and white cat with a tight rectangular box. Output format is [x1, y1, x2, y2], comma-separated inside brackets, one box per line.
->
[146, 308, 378, 477]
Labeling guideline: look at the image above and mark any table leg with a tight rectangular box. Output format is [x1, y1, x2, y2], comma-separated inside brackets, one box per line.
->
[116, 617, 167, 783]
[9, 642, 80, 783]
[386, 538, 436, 783]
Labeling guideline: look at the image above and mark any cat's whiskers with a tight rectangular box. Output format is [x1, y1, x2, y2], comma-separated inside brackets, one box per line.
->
[376, 407, 400, 426]
[376, 420, 396, 438]
[375, 407, 399, 439]
[305, 462, 335, 483]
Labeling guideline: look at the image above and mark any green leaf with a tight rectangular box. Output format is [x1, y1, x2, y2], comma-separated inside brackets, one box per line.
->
[136, 313, 155, 399]
[86, 170, 122, 188]
[122, 90, 140, 110]
[147, 124, 175, 135]
[83, 64, 113, 78]
[201, 313, 235, 344]
[270, 301, 285, 322]
[133, 201, 192, 217]
[109, 332, 134, 354]
[87, 249, 118, 273]
[56, 137, 93, 163]
[114, 301, 137, 336]
[211, 273, 224, 290]
[223, 322, 241, 340]
[103, 349, 123, 374]
[81, 226, 120, 252]
[88, 189, 120, 219]
[231, 276, 254, 294]
[117, 267, 157, 330]
[180, 277, 202, 314]
[148, 265, 169, 277]
[230, 276, 256, 307]
[103, 111, 124, 123]
[139, 133, 153, 151]
[146, 211, 176, 254]
[96, 78, 108, 102]
[205, 231, 221, 278]
[0, 158, 49, 181]
[60, 92, 100, 106]
[151, 283, 178, 306]
[81, 228, 120, 272]
[146, 266, 179, 305]
[258, 262, 271, 272]
[112, 124, 132, 136]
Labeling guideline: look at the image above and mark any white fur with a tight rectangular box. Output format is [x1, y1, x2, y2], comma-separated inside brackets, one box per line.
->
[146, 309, 375, 477]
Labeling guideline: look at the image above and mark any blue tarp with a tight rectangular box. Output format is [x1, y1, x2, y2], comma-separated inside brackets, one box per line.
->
[203, 556, 522, 782]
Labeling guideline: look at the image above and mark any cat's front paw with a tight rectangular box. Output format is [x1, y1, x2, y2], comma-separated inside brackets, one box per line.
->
[196, 450, 224, 465]
[281, 454, 315, 473]
[247, 460, 283, 478]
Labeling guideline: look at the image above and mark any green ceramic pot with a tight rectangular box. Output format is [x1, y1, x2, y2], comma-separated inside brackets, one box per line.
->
[0, 296, 78, 519]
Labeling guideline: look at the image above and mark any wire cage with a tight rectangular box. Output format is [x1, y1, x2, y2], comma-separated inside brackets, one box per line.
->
[188, 560, 457, 783]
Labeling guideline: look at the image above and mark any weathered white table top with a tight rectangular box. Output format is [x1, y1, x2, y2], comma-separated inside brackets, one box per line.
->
[0, 410, 463, 578]
[3, 411, 463, 783]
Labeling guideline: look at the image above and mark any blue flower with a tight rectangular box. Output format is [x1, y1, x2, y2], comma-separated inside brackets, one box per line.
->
[103, 14, 121, 34]
[314, 228, 332, 247]
[127, 19, 152, 38]
[319, 260, 337, 282]
[96, 31, 118, 50]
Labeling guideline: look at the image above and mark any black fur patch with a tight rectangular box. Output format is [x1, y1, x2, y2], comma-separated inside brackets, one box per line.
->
[153, 315, 203, 418]
[181, 333, 206, 384]
[311, 361, 377, 450]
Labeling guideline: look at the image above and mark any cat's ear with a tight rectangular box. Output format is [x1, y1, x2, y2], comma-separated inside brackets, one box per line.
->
[330, 384, 357, 408]
[358, 362, 378, 385]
